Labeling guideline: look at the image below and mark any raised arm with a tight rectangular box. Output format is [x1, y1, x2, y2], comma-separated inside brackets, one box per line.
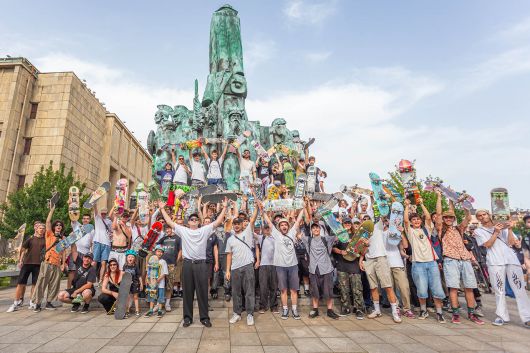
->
[458, 208, 471, 234]
[434, 190, 443, 235]
[258, 201, 274, 230]
[419, 197, 432, 229]
[249, 203, 259, 232]
[171, 150, 176, 166]
[293, 205, 306, 232]
[157, 201, 177, 229]
[201, 145, 209, 160]
[403, 199, 411, 231]
[46, 205, 55, 232]
[220, 143, 228, 161]
[212, 198, 228, 228]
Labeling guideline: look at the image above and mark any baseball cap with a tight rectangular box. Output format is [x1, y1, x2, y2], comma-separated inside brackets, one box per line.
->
[442, 211, 456, 218]
[187, 213, 200, 220]
[232, 218, 243, 224]
[342, 217, 352, 223]
[84, 252, 94, 259]
[277, 218, 290, 226]
[154, 245, 165, 252]
[310, 222, 320, 228]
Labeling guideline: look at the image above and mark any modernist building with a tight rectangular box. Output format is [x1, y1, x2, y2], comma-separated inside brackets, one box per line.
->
[0, 57, 151, 209]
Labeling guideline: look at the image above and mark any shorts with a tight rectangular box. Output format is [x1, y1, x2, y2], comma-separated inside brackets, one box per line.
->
[67, 252, 84, 271]
[109, 250, 126, 269]
[130, 281, 140, 294]
[309, 271, 333, 300]
[297, 255, 309, 278]
[276, 265, 299, 291]
[443, 258, 477, 289]
[147, 287, 165, 304]
[191, 179, 206, 187]
[65, 286, 96, 298]
[175, 258, 183, 282]
[93, 242, 111, 263]
[18, 264, 40, 285]
[364, 256, 393, 289]
[207, 178, 223, 185]
[411, 261, 446, 300]
[166, 264, 178, 289]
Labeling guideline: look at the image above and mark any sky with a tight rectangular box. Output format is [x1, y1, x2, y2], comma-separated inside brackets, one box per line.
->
[1, 0, 530, 209]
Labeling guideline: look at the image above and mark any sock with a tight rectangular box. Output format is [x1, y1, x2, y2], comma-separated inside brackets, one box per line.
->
[292, 305, 297, 312]
[390, 302, 398, 314]
[452, 307, 460, 314]
[14, 300, 21, 305]
[467, 307, 474, 314]
[436, 307, 442, 314]
[420, 303, 427, 312]
[283, 305, 288, 310]
[373, 301, 381, 313]
[304, 284, 309, 290]
[165, 298, 170, 305]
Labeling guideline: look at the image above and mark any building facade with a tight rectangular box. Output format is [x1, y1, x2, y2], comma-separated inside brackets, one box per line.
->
[0, 57, 151, 210]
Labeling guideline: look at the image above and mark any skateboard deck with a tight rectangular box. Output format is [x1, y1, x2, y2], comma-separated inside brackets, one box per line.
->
[204, 137, 227, 145]
[138, 191, 149, 224]
[179, 139, 202, 150]
[306, 166, 317, 195]
[13, 223, 26, 261]
[388, 202, 404, 246]
[148, 181, 162, 202]
[424, 178, 474, 210]
[48, 192, 60, 209]
[68, 186, 80, 222]
[283, 162, 295, 191]
[383, 183, 403, 203]
[184, 189, 200, 219]
[115, 179, 128, 214]
[198, 184, 221, 196]
[266, 184, 280, 200]
[293, 174, 307, 209]
[491, 188, 510, 222]
[397, 159, 420, 204]
[250, 139, 270, 162]
[83, 182, 111, 209]
[114, 272, 132, 320]
[311, 192, 332, 202]
[369, 172, 390, 217]
[202, 191, 238, 204]
[147, 256, 160, 300]
[343, 220, 374, 260]
[263, 199, 302, 212]
[316, 192, 349, 242]
[139, 221, 163, 257]
[55, 224, 95, 253]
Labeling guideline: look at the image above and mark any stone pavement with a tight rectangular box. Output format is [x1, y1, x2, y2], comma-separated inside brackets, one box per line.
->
[0, 284, 528, 353]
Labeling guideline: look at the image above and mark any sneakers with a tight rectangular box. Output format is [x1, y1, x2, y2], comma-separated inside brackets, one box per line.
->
[81, 304, 89, 314]
[436, 313, 446, 323]
[229, 313, 242, 324]
[451, 314, 461, 324]
[45, 302, 57, 310]
[367, 310, 382, 319]
[468, 313, 484, 325]
[327, 310, 339, 320]
[304, 289, 310, 297]
[135, 311, 140, 317]
[392, 310, 402, 323]
[403, 310, 415, 319]
[418, 310, 429, 320]
[6, 304, 17, 313]
[165, 303, 172, 312]
[258, 308, 266, 314]
[474, 306, 484, 317]
[144, 310, 154, 317]
[271, 307, 280, 314]
[247, 314, 254, 326]
[339, 307, 351, 316]
[281, 308, 289, 320]
[157, 310, 163, 318]
[492, 317, 505, 326]
[225, 293, 232, 302]
[309, 309, 319, 318]
[70, 303, 80, 313]
[355, 310, 365, 320]
[292, 309, 301, 320]
[28, 301, 36, 310]
[524, 321, 529, 329]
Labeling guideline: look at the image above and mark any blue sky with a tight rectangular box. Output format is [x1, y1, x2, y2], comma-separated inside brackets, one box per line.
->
[2, 0, 530, 209]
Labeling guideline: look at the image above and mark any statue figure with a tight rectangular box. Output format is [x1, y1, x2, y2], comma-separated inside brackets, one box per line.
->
[270, 118, 291, 146]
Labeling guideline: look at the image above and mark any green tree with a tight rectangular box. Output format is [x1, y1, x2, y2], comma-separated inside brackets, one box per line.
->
[0, 162, 88, 238]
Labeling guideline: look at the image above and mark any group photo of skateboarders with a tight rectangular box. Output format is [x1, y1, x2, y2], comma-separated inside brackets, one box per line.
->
[6, 140, 530, 332]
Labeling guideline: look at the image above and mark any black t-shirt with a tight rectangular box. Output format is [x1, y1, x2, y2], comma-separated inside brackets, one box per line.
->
[72, 261, 97, 290]
[22, 236, 46, 265]
[257, 165, 271, 180]
[206, 233, 218, 263]
[272, 172, 285, 185]
[157, 235, 181, 265]
[123, 264, 140, 284]
[333, 239, 361, 274]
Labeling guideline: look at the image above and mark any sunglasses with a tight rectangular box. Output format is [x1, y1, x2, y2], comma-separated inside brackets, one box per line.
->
[109, 263, 118, 266]
[189, 218, 199, 222]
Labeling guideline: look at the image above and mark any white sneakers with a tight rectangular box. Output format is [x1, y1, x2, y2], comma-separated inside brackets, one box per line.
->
[6, 304, 17, 313]
[165, 303, 172, 312]
[247, 314, 254, 326]
[229, 313, 241, 324]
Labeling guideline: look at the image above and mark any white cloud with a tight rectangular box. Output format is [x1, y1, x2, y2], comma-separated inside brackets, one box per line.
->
[244, 39, 276, 71]
[495, 16, 530, 42]
[305, 51, 332, 63]
[283, 0, 337, 26]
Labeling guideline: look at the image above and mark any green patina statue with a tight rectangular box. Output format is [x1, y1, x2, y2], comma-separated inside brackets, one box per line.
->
[147, 4, 312, 190]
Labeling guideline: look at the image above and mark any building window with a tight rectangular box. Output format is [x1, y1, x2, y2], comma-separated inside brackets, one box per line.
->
[23, 138, 32, 155]
[29, 103, 38, 119]
[17, 175, 26, 190]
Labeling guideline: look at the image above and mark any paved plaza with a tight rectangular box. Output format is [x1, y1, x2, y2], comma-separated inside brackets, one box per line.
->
[0, 283, 528, 353]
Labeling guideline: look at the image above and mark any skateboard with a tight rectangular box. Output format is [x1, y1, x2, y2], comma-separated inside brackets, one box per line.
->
[55, 224, 95, 253]
[114, 271, 132, 320]
[306, 166, 317, 195]
[146, 256, 160, 300]
[198, 184, 221, 196]
[230, 130, 251, 149]
[250, 139, 270, 162]
[204, 137, 227, 145]
[83, 182, 111, 209]
[240, 175, 251, 195]
[283, 162, 295, 191]
[293, 174, 307, 209]
[397, 159, 420, 204]
[340, 185, 373, 197]
[343, 220, 374, 260]
[369, 172, 390, 217]
[382, 182, 403, 203]
[48, 191, 60, 209]
[184, 189, 200, 219]
[68, 187, 80, 222]
[13, 223, 26, 261]
[311, 192, 332, 202]
[148, 181, 162, 202]
[138, 190, 149, 224]
[263, 199, 301, 212]
[490, 188, 510, 222]
[115, 179, 128, 214]
[387, 202, 404, 246]
[202, 191, 239, 204]
[424, 177, 474, 210]
[316, 192, 349, 242]
[139, 222, 163, 258]
[266, 184, 280, 200]
[179, 138, 202, 150]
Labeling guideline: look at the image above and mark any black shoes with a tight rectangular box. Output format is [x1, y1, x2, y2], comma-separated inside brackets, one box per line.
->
[201, 319, 212, 327]
[183, 318, 192, 327]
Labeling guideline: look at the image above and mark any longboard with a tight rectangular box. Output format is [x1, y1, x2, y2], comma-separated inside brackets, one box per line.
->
[490, 188, 510, 222]
[293, 174, 307, 209]
[139, 222, 163, 257]
[250, 139, 270, 162]
[13, 223, 26, 261]
[306, 166, 317, 195]
[387, 202, 404, 246]
[369, 172, 390, 217]
[316, 192, 349, 242]
[147, 256, 160, 300]
[114, 272, 132, 320]
[55, 224, 95, 253]
[68, 186, 80, 222]
[83, 182, 111, 209]
[202, 191, 238, 204]
[343, 220, 374, 260]
[115, 179, 128, 215]
[138, 190, 149, 224]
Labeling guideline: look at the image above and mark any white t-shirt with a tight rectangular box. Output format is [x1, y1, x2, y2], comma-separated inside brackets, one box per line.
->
[93, 214, 112, 246]
[258, 234, 275, 266]
[365, 221, 387, 259]
[239, 158, 255, 182]
[71, 221, 94, 255]
[384, 231, 404, 268]
[191, 159, 206, 182]
[225, 225, 255, 270]
[173, 223, 215, 260]
[271, 226, 298, 267]
[173, 164, 188, 184]
[474, 227, 520, 266]
[157, 258, 169, 288]
[206, 157, 224, 179]
[407, 226, 436, 263]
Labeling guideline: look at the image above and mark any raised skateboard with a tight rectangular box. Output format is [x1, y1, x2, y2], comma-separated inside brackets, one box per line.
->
[202, 191, 238, 204]
[397, 159, 420, 204]
[115, 179, 128, 214]
[250, 139, 270, 162]
[48, 191, 60, 209]
[306, 166, 317, 195]
[148, 181, 162, 202]
[240, 175, 251, 195]
[198, 184, 221, 196]
[179, 138, 202, 150]
[387, 202, 404, 245]
[490, 188, 510, 222]
[311, 192, 332, 202]
[383, 182, 403, 203]
[316, 192, 349, 242]
[13, 223, 26, 262]
[293, 174, 307, 209]
[68, 186, 80, 222]
[263, 199, 302, 212]
[203, 137, 227, 145]
[184, 189, 200, 219]
[424, 177, 474, 210]
[266, 183, 280, 200]
[55, 224, 95, 253]
[83, 182, 111, 209]
[138, 190, 149, 224]
[114, 271, 132, 320]
[146, 256, 160, 300]
[340, 184, 373, 198]
[343, 220, 374, 260]
[369, 172, 390, 217]
[139, 222, 163, 258]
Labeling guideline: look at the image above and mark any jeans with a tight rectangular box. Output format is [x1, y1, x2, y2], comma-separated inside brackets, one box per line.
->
[411, 261, 445, 300]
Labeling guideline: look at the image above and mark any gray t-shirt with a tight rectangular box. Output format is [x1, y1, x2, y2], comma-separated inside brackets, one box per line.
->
[173, 223, 215, 260]
[301, 233, 336, 275]
[271, 227, 298, 268]
[225, 225, 255, 270]
[258, 234, 275, 266]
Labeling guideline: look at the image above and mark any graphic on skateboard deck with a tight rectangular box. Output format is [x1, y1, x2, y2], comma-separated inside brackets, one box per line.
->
[266, 183, 280, 200]
[293, 174, 307, 209]
[198, 184, 221, 196]
[13, 223, 27, 262]
[424, 177, 474, 210]
[202, 191, 238, 204]
[48, 191, 60, 209]
[68, 186, 80, 222]
[306, 166, 317, 195]
[114, 272, 133, 319]
[387, 202, 404, 246]
[115, 179, 128, 215]
[148, 181, 162, 202]
[147, 256, 161, 300]
[340, 184, 373, 199]
[83, 182, 111, 209]
[251, 139, 270, 162]
[138, 190, 149, 225]
[227, 130, 251, 153]
[55, 224, 95, 253]
[343, 220, 374, 260]
[139, 221, 163, 258]
[184, 189, 200, 219]
[490, 188, 510, 222]
[382, 182, 403, 203]
[263, 199, 302, 212]
[369, 172, 390, 217]
[316, 192, 349, 242]
[397, 159, 420, 205]
[179, 138, 202, 150]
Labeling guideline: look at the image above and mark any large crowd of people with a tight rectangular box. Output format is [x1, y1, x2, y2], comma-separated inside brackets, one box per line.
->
[7, 142, 530, 331]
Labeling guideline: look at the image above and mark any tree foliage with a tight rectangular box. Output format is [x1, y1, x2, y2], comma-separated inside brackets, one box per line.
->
[0, 162, 88, 238]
